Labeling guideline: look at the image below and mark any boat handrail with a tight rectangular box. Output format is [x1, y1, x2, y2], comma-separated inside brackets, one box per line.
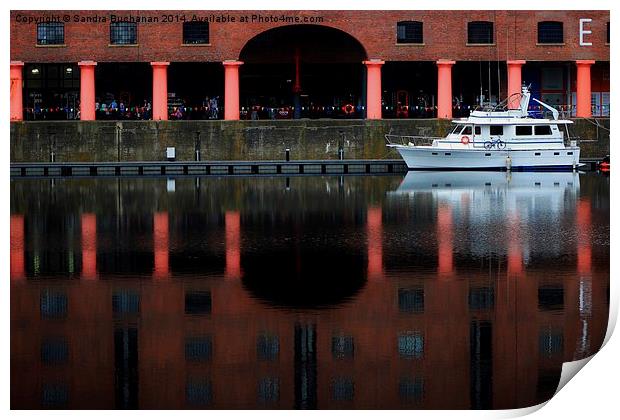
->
[385, 134, 438, 146]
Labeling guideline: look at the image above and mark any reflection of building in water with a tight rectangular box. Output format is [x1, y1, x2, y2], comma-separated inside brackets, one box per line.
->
[10, 176, 608, 409]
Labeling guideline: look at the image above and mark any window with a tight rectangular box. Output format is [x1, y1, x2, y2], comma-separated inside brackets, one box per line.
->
[331, 377, 354, 401]
[399, 378, 424, 403]
[185, 336, 213, 362]
[110, 22, 137, 45]
[467, 21, 494, 44]
[112, 290, 140, 314]
[515, 126, 533, 136]
[37, 22, 64, 45]
[332, 335, 355, 359]
[535, 125, 552, 135]
[186, 378, 212, 406]
[539, 328, 564, 357]
[183, 22, 209, 44]
[474, 126, 482, 135]
[185, 291, 211, 315]
[257, 334, 279, 361]
[42, 384, 68, 408]
[398, 333, 424, 359]
[538, 286, 564, 311]
[398, 288, 424, 313]
[40, 290, 67, 319]
[397, 21, 423, 44]
[462, 126, 473, 135]
[452, 124, 464, 134]
[41, 338, 69, 365]
[607, 22, 610, 44]
[469, 287, 495, 311]
[258, 377, 280, 403]
[490, 125, 503, 136]
[538, 21, 564, 44]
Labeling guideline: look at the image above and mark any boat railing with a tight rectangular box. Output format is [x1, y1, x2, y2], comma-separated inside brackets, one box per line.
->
[384, 134, 438, 146]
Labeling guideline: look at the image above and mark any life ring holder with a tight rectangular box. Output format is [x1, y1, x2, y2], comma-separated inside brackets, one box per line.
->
[460, 135, 470, 145]
[342, 104, 355, 115]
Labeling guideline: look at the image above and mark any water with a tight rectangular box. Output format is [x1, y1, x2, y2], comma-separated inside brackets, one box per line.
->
[10, 172, 610, 409]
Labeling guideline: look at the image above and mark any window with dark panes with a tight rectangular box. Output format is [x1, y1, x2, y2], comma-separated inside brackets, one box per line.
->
[183, 21, 210, 44]
[535, 125, 552, 135]
[397, 21, 423, 44]
[37, 22, 64, 45]
[467, 21, 494, 44]
[490, 125, 503, 135]
[538, 21, 564, 44]
[110, 22, 137, 45]
[515, 125, 533, 136]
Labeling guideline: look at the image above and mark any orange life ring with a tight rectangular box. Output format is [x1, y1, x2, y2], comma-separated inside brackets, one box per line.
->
[342, 104, 355, 115]
[461, 135, 470, 145]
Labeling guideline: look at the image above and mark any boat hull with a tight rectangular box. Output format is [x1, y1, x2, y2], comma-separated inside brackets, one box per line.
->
[392, 145, 581, 170]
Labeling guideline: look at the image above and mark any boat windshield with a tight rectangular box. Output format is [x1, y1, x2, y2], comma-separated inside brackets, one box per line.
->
[451, 124, 464, 134]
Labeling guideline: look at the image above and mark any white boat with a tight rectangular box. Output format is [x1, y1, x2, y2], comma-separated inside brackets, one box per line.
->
[386, 87, 581, 170]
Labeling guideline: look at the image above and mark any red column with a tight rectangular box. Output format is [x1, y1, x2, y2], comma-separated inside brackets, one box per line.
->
[10, 215, 25, 280]
[507, 60, 526, 109]
[81, 213, 97, 280]
[436, 60, 455, 119]
[437, 204, 454, 275]
[78, 61, 97, 121]
[225, 211, 241, 279]
[153, 212, 169, 279]
[363, 59, 385, 119]
[367, 205, 383, 277]
[10, 61, 24, 121]
[507, 213, 523, 276]
[576, 60, 595, 118]
[223, 60, 243, 120]
[151, 62, 169, 121]
[576, 200, 592, 275]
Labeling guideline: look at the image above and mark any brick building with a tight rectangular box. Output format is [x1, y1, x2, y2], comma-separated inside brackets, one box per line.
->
[10, 10, 610, 121]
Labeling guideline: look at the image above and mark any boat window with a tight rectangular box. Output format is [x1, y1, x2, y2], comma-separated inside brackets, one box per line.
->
[534, 125, 552, 135]
[516, 126, 533, 136]
[474, 126, 481, 135]
[462, 126, 473, 135]
[452, 125, 464, 134]
[490, 126, 503, 136]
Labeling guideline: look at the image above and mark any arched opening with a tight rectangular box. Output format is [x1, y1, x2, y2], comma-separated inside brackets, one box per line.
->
[238, 25, 367, 119]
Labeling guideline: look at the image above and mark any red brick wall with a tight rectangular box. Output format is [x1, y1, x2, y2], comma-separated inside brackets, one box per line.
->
[10, 10, 610, 63]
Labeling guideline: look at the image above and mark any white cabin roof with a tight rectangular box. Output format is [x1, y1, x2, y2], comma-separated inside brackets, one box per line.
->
[451, 117, 574, 125]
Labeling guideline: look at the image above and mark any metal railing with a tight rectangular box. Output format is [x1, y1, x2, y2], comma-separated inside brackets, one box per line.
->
[384, 134, 438, 146]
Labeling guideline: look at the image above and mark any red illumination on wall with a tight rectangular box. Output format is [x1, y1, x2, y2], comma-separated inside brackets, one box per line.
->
[507, 213, 523, 275]
[10, 214, 25, 280]
[153, 212, 170, 279]
[81, 213, 97, 280]
[225, 211, 241, 279]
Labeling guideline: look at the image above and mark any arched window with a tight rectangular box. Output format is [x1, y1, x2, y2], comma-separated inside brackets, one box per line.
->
[397, 21, 423, 44]
[538, 21, 564, 44]
[467, 21, 494, 44]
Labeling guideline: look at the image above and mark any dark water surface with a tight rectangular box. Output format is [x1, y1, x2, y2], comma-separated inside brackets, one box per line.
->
[10, 172, 609, 409]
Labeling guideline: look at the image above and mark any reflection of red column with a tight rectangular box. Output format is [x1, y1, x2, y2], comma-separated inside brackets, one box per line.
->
[293, 47, 302, 93]
[507, 213, 523, 275]
[223, 60, 243, 120]
[81, 213, 97, 280]
[154, 212, 169, 279]
[151, 62, 169, 121]
[10, 215, 25, 280]
[10, 61, 24, 121]
[436, 60, 455, 119]
[576, 60, 595, 118]
[437, 204, 453, 275]
[363, 59, 385, 120]
[367, 206, 383, 277]
[225, 211, 241, 279]
[577, 200, 592, 274]
[507, 60, 525, 109]
[78, 61, 97, 121]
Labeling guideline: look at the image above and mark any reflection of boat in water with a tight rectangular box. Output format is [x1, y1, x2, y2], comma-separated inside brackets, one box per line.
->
[386, 87, 582, 170]
[390, 171, 580, 216]
[393, 171, 580, 194]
